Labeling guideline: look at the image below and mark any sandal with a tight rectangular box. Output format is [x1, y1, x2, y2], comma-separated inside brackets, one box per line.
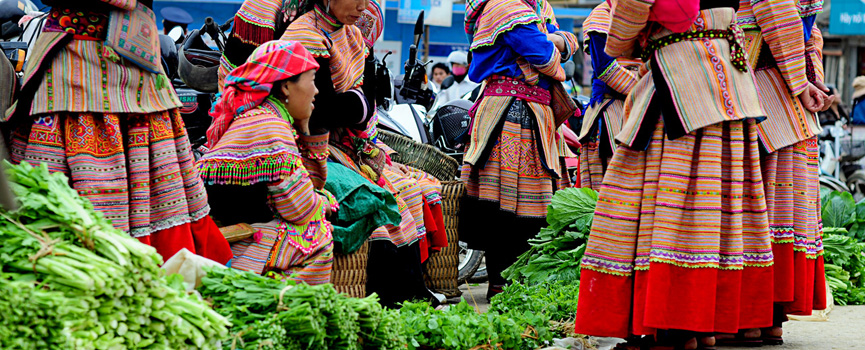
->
[715, 329, 763, 347]
[651, 330, 699, 350]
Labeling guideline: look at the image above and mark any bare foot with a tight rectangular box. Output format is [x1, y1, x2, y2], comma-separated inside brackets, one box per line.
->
[762, 326, 782, 337]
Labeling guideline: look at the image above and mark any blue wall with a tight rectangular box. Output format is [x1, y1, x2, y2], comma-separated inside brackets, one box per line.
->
[29, 0, 587, 74]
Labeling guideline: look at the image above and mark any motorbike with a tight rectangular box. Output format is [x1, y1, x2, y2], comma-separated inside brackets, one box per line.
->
[171, 16, 232, 159]
[819, 118, 865, 200]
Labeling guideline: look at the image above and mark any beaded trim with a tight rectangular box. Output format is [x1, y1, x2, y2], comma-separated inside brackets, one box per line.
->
[642, 25, 748, 73]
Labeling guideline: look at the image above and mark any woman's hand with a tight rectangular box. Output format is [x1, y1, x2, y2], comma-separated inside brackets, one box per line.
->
[798, 83, 827, 113]
[388, 163, 411, 177]
[812, 81, 836, 112]
[547, 33, 566, 53]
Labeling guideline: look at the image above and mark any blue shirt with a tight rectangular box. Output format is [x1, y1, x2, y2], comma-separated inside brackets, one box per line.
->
[853, 98, 865, 125]
[469, 23, 560, 90]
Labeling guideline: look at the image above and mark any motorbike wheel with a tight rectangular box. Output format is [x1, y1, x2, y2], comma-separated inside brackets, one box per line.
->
[458, 241, 484, 285]
[468, 265, 488, 284]
[820, 176, 849, 193]
[847, 171, 865, 202]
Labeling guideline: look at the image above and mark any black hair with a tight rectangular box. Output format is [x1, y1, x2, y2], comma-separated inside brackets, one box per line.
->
[270, 75, 303, 99]
[432, 62, 450, 75]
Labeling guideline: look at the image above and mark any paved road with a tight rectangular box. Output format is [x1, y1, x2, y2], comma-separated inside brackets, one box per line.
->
[457, 284, 865, 349]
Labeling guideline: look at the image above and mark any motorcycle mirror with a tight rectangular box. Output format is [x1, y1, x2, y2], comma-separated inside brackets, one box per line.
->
[168, 26, 184, 43]
[412, 11, 424, 48]
[414, 11, 425, 36]
[563, 61, 575, 81]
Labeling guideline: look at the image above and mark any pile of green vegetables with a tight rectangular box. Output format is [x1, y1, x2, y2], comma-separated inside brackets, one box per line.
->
[199, 267, 405, 350]
[502, 188, 597, 285]
[489, 280, 581, 337]
[0, 162, 230, 349]
[820, 190, 865, 305]
[400, 300, 552, 350]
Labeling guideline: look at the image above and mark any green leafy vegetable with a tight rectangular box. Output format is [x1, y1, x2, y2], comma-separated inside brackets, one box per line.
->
[503, 188, 598, 285]
[822, 191, 857, 228]
[0, 161, 229, 349]
[198, 267, 406, 350]
[488, 280, 580, 338]
[399, 300, 551, 350]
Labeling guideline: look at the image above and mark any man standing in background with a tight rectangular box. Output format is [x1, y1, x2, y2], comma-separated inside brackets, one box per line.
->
[434, 51, 478, 108]
[161, 6, 193, 43]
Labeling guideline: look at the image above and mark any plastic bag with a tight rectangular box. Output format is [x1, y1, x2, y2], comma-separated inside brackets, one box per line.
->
[162, 248, 227, 291]
[788, 279, 834, 322]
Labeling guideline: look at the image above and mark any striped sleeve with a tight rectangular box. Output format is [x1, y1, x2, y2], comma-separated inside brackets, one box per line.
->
[598, 60, 639, 95]
[267, 169, 327, 226]
[297, 132, 330, 190]
[805, 26, 824, 83]
[605, 0, 652, 58]
[752, 0, 809, 96]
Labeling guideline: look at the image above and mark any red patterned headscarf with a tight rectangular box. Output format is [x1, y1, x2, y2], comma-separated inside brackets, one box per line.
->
[207, 40, 319, 148]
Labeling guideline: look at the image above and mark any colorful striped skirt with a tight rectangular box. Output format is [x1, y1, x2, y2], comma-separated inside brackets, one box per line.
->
[9, 109, 232, 263]
[761, 138, 827, 315]
[579, 128, 606, 192]
[461, 99, 557, 218]
[574, 117, 774, 338]
[579, 98, 625, 192]
[459, 98, 555, 267]
[229, 219, 334, 285]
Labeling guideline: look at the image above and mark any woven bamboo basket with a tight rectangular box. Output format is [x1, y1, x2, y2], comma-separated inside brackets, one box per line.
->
[377, 130, 459, 181]
[423, 180, 464, 297]
[332, 241, 369, 298]
[377, 130, 463, 297]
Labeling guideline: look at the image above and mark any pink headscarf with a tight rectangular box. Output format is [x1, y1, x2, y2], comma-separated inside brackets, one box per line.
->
[650, 0, 699, 33]
[607, 0, 699, 33]
[207, 40, 320, 148]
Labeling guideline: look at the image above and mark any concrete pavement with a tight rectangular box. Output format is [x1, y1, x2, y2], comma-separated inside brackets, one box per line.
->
[457, 283, 865, 349]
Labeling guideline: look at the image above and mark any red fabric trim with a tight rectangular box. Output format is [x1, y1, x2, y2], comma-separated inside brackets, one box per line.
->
[773, 243, 827, 315]
[773, 242, 795, 302]
[428, 204, 448, 249]
[813, 256, 827, 310]
[738, 263, 775, 329]
[419, 235, 429, 263]
[135, 216, 233, 265]
[574, 269, 634, 338]
[575, 264, 774, 338]
[190, 216, 234, 265]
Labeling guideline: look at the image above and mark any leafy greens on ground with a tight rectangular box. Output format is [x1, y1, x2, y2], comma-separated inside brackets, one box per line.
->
[502, 188, 598, 285]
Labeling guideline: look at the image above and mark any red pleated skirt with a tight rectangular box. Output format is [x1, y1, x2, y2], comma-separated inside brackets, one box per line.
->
[761, 137, 827, 315]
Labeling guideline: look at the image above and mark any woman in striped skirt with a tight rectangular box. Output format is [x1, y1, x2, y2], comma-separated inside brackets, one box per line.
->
[727, 0, 830, 344]
[281, 0, 451, 306]
[199, 41, 335, 284]
[572, 1, 811, 348]
[578, 1, 641, 191]
[6, 0, 232, 264]
[460, 0, 580, 299]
